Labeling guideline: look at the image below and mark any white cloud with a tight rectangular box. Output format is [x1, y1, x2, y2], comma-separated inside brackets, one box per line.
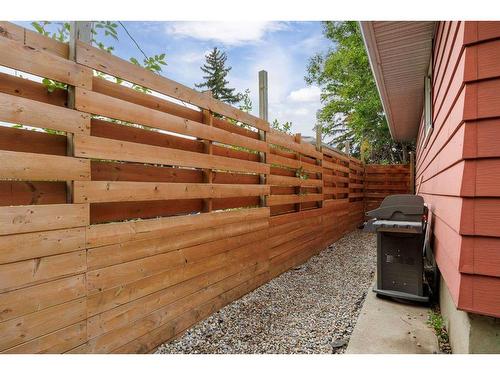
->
[178, 50, 210, 64]
[288, 86, 321, 103]
[165, 22, 286, 46]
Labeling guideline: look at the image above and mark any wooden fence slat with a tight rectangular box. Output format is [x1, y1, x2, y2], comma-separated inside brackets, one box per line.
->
[75, 41, 269, 131]
[0, 92, 90, 134]
[0, 227, 85, 264]
[267, 175, 323, 187]
[2, 321, 86, 354]
[0, 71, 67, 107]
[74, 181, 269, 203]
[0, 126, 67, 156]
[73, 134, 269, 175]
[0, 181, 66, 206]
[86, 246, 268, 340]
[0, 250, 85, 293]
[87, 220, 268, 271]
[267, 153, 322, 174]
[268, 130, 322, 159]
[0, 21, 69, 58]
[0, 297, 86, 352]
[0, 36, 90, 88]
[0, 204, 89, 235]
[92, 76, 202, 123]
[0, 150, 90, 181]
[86, 206, 269, 248]
[267, 194, 323, 206]
[75, 88, 267, 153]
[0, 275, 85, 323]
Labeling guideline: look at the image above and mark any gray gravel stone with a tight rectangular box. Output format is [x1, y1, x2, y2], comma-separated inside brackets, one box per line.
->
[155, 229, 376, 354]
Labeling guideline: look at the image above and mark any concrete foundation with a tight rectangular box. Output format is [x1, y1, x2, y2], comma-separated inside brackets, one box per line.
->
[439, 275, 500, 353]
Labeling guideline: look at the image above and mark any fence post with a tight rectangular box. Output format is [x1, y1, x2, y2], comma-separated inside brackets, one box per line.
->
[258, 70, 268, 208]
[294, 133, 302, 213]
[315, 125, 323, 210]
[409, 151, 415, 194]
[344, 141, 350, 156]
[258, 70, 268, 122]
[67, 21, 93, 203]
[201, 90, 214, 212]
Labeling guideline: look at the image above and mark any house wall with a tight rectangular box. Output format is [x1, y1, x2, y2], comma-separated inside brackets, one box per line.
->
[416, 21, 500, 320]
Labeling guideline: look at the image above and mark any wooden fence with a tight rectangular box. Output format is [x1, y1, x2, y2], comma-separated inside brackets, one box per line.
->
[364, 164, 412, 213]
[0, 22, 410, 353]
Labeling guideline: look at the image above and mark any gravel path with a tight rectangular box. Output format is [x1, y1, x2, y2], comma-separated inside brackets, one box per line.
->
[155, 229, 376, 354]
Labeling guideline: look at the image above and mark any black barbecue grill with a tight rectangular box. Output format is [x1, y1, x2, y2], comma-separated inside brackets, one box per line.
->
[365, 194, 435, 303]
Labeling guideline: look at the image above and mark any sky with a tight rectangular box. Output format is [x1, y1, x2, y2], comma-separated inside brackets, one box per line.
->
[16, 21, 331, 137]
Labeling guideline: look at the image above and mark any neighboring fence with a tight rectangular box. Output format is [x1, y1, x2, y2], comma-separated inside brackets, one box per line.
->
[0, 22, 410, 353]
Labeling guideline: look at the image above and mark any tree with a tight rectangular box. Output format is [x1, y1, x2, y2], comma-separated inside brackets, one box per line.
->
[306, 21, 413, 163]
[195, 47, 240, 104]
[28, 21, 167, 133]
[271, 119, 293, 134]
[238, 89, 252, 113]
[31, 21, 167, 93]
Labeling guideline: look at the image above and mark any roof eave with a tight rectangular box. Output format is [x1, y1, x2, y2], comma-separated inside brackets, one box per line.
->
[359, 21, 399, 141]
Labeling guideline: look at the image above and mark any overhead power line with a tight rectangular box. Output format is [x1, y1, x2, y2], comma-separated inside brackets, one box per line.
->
[118, 21, 149, 61]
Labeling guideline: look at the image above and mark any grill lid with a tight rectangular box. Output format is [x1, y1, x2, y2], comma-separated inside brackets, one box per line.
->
[367, 194, 425, 222]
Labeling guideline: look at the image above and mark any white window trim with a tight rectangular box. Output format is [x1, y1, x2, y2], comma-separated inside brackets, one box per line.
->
[423, 60, 433, 146]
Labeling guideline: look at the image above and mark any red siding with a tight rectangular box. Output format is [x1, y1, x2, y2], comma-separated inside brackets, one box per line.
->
[416, 21, 500, 318]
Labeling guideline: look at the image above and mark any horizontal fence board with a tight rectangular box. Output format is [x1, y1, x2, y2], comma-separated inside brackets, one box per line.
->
[74, 181, 269, 203]
[86, 207, 269, 248]
[323, 159, 350, 173]
[75, 88, 267, 153]
[0, 227, 85, 264]
[111, 272, 269, 354]
[0, 126, 67, 156]
[91, 118, 202, 153]
[87, 222, 268, 271]
[2, 321, 86, 354]
[0, 71, 67, 107]
[0, 275, 85, 323]
[86, 237, 268, 316]
[0, 250, 86, 292]
[0, 92, 90, 134]
[74, 134, 269, 175]
[267, 154, 322, 173]
[0, 204, 89, 235]
[92, 76, 202, 122]
[0, 21, 69, 58]
[0, 297, 86, 352]
[0, 150, 90, 181]
[90, 196, 260, 224]
[76, 41, 268, 131]
[268, 194, 323, 206]
[0, 36, 89, 88]
[0, 181, 66, 206]
[86, 222, 268, 294]
[322, 147, 350, 161]
[87, 253, 268, 341]
[267, 130, 322, 159]
[267, 174, 322, 187]
[99, 267, 269, 353]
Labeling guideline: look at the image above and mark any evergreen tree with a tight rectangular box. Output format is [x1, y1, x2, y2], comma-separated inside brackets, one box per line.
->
[195, 47, 241, 104]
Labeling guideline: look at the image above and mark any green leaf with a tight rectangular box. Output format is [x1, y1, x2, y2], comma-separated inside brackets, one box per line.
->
[31, 22, 45, 34]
